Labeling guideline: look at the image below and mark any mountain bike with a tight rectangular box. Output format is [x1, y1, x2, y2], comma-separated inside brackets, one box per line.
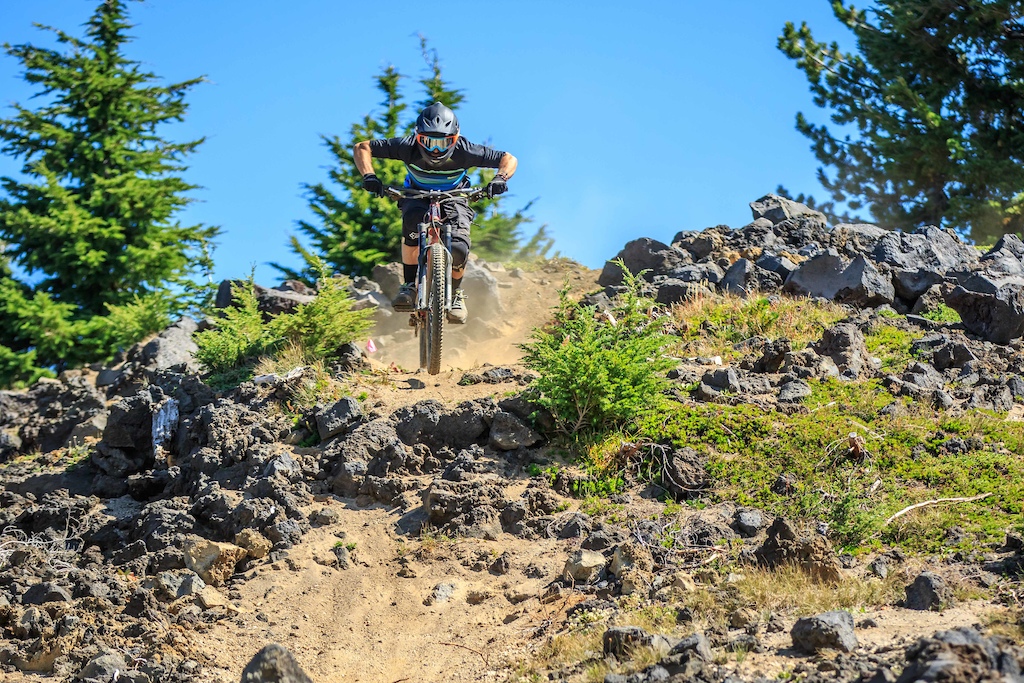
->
[384, 186, 487, 375]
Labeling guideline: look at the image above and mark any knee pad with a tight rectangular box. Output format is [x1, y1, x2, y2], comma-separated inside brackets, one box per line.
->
[402, 209, 422, 247]
[450, 239, 469, 270]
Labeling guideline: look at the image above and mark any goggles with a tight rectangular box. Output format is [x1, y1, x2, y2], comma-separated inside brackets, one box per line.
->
[416, 133, 458, 153]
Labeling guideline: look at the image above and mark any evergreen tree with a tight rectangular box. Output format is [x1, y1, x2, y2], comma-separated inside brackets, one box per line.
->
[780, 1, 1024, 242]
[275, 39, 548, 282]
[0, 0, 218, 387]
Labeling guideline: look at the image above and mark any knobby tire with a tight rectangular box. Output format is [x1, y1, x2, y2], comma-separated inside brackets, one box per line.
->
[427, 243, 446, 375]
[418, 310, 428, 371]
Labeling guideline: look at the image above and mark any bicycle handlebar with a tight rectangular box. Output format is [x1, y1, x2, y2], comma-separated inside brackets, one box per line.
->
[383, 186, 488, 202]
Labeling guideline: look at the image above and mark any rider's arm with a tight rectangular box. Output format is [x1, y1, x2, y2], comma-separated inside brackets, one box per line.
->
[354, 140, 375, 176]
[496, 152, 518, 180]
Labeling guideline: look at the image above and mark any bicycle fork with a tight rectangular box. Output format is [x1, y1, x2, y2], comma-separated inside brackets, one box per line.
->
[413, 209, 454, 315]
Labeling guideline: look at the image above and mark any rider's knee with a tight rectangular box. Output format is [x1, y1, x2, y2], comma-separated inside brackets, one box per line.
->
[402, 233, 419, 248]
[451, 240, 469, 270]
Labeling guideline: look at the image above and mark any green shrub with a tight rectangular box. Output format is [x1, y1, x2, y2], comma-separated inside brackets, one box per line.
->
[194, 260, 373, 382]
[89, 292, 174, 356]
[921, 303, 961, 324]
[194, 277, 275, 373]
[520, 263, 676, 435]
[269, 260, 373, 362]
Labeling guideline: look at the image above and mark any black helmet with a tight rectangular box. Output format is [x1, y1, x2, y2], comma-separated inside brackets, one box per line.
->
[415, 102, 460, 161]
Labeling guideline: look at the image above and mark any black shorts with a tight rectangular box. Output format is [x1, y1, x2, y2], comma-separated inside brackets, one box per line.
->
[400, 198, 474, 252]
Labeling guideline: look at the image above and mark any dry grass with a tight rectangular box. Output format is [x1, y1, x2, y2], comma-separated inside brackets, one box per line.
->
[668, 292, 847, 361]
[253, 343, 346, 410]
[731, 564, 907, 616]
[516, 629, 665, 683]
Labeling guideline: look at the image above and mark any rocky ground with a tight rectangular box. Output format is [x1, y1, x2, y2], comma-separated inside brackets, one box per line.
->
[1, 195, 1023, 682]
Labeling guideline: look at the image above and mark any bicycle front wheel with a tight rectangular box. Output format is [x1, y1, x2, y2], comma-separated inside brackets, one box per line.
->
[426, 243, 446, 375]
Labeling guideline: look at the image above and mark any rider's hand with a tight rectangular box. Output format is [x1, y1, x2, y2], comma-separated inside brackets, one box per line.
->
[362, 173, 385, 197]
[486, 175, 508, 198]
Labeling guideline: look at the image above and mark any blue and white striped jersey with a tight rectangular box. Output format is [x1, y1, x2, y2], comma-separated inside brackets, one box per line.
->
[368, 135, 505, 190]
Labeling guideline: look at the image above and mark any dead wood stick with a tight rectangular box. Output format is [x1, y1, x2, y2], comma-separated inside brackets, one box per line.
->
[437, 641, 488, 666]
[883, 493, 993, 526]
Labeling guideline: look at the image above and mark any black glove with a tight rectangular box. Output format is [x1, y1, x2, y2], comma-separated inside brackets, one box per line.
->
[362, 173, 385, 197]
[486, 175, 508, 198]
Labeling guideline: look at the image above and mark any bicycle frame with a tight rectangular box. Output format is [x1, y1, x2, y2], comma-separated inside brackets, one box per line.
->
[384, 186, 486, 316]
[415, 199, 453, 314]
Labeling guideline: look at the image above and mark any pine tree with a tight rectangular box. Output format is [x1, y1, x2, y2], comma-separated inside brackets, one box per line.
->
[779, 1, 1024, 242]
[0, 0, 218, 387]
[274, 39, 548, 282]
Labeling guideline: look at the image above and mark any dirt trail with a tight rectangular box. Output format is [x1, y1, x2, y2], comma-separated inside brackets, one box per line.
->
[198, 507, 570, 682]
[191, 262, 599, 682]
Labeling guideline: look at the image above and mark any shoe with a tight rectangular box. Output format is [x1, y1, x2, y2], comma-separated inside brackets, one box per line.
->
[392, 283, 416, 312]
[447, 289, 467, 324]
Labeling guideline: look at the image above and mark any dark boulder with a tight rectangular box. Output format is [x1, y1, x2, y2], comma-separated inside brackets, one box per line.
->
[394, 399, 494, 450]
[79, 652, 130, 682]
[653, 279, 714, 305]
[240, 644, 314, 683]
[750, 194, 827, 227]
[93, 386, 171, 477]
[894, 627, 1024, 683]
[665, 262, 725, 286]
[21, 582, 73, 605]
[756, 252, 799, 280]
[872, 226, 977, 273]
[315, 397, 363, 442]
[721, 258, 782, 295]
[945, 274, 1024, 344]
[905, 571, 953, 611]
[783, 249, 902, 307]
[754, 518, 842, 583]
[659, 446, 709, 500]
[216, 279, 314, 317]
[599, 238, 690, 287]
[488, 411, 541, 451]
[778, 379, 812, 402]
[734, 509, 764, 537]
[602, 626, 672, 659]
[977, 234, 1024, 278]
[893, 268, 945, 302]
[752, 338, 791, 373]
[673, 229, 724, 262]
[424, 479, 506, 539]
[815, 323, 873, 380]
[833, 223, 889, 254]
[0, 376, 106, 457]
[791, 611, 858, 653]
[125, 316, 200, 373]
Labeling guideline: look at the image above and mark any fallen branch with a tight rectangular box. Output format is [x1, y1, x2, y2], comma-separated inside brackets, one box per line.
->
[883, 493, 993, 526]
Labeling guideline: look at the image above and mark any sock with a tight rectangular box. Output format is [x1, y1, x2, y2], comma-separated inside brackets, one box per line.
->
[403, 264, 417, 284]
[452, 276, 463, 291]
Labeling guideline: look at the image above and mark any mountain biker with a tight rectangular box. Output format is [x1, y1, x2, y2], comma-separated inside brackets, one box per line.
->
[353, 102, 518, 323]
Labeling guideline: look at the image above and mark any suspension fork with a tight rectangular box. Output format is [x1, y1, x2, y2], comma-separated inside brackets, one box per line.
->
[444, 221, 453, 311]
[416, 217, 430, 311]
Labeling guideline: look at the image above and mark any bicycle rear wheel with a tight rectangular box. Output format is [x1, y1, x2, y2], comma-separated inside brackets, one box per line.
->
[426, 243, 446, 375]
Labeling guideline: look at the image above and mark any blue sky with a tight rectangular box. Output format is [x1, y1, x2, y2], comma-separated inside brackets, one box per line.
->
[0, 1, 854, 283]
